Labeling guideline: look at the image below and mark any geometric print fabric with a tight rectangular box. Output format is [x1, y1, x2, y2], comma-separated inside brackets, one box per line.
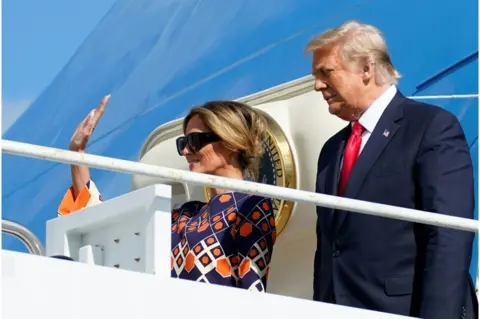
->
[170, 192, 276, 291]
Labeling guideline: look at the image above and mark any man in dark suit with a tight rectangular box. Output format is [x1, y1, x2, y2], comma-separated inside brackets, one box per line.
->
[305, 20, 477, 318]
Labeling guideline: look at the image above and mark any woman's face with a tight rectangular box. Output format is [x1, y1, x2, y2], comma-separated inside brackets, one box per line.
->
[181, 115, 232, 175]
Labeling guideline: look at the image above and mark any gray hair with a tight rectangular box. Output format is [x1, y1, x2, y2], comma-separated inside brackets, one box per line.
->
[305, 20, 401, 85]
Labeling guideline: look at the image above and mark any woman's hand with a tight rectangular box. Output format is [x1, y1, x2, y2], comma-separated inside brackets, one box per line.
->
[69, 94, 110, 199]
[69, 94, 110, 152]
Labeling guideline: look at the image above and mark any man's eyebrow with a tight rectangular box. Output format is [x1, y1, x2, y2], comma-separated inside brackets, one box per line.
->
[313, 63, 331, 73]
[313, 63, 325, 72]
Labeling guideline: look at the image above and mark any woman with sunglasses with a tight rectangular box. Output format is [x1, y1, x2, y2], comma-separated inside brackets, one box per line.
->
[58, 95, 276, 292]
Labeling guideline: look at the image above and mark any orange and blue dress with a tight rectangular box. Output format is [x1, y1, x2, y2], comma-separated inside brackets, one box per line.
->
[58, 180, 276, 291]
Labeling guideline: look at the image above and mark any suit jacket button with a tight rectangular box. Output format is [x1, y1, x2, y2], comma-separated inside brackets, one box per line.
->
[332, 250, 340, 258]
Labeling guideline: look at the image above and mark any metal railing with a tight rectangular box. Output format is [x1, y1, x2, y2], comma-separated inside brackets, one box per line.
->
[2, 139, 479, 233]
[2, 219, 45, 256]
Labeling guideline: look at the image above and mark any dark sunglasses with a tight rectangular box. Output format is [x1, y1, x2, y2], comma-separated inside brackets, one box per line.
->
[176, 132, 221, 155]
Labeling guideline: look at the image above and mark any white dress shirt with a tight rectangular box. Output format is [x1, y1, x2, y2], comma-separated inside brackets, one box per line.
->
[339, 85, 397, 173]
[356, 85, 397, 153]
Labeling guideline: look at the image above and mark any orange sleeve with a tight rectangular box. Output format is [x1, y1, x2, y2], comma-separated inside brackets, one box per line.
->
[58, 180, 103, 216]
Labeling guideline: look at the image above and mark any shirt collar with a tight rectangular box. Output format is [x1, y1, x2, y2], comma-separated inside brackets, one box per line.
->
[355, 85, 397, 133]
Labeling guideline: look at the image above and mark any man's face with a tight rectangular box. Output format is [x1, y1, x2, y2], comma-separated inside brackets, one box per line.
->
[311, 46, 367, 121]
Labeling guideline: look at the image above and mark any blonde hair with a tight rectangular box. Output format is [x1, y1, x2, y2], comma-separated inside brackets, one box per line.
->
[183, 101, 268, 180]
[305, 20, 401, 85]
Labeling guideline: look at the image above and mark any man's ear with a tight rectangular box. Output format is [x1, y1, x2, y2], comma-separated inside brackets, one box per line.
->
[362, 59, 375, 84]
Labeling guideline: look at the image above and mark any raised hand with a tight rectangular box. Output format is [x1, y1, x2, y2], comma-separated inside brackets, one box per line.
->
[69, 94, 110, 152]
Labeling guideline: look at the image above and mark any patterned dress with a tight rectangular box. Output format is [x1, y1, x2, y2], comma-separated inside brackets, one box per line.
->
[171, 192, 276, 291]
[58, 181, 276, 291]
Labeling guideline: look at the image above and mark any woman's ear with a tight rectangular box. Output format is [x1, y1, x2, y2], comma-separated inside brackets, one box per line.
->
[227, 149, 240, 161]
[215, 142, 238, 163]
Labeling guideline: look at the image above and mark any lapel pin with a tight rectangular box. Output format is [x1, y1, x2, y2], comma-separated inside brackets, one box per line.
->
[383, 129, 390, 137]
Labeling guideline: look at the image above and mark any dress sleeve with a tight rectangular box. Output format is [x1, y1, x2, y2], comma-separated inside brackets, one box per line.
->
[58, 180, 103, 216]
[234, 196, 276, 291]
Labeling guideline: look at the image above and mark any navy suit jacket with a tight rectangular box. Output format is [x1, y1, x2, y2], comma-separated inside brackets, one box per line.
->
[314, 91, 477, 318]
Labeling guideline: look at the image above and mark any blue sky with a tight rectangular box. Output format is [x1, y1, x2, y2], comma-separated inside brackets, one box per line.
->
[2, 0, 116, 132]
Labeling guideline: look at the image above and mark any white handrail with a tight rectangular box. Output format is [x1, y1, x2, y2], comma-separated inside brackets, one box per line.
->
[409, 94, 478, 100]
[2, 139, 479, 233]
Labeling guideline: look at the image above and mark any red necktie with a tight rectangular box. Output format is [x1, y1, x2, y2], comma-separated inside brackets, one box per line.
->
[338, 122, 365, 196]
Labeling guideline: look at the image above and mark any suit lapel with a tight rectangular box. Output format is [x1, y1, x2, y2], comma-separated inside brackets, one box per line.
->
[333, 92, 405, 234]
[318, 126, 349, 240]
